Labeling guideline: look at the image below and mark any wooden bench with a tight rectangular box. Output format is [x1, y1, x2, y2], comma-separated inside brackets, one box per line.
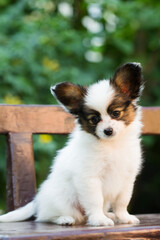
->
[0, 104, 160, 240]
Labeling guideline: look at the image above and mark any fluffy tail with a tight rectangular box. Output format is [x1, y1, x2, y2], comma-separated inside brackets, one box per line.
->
[0, 201, 35, 222]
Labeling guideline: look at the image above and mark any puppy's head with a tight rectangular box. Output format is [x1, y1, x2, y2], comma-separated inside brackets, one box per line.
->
[51, 62, 143, 139]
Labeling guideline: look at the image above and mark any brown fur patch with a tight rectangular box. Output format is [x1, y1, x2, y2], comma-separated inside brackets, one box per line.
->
[53, 82, 87, 114]
[107, 94, 136, 125]
[113, 72, 130, 96]
[110, 62, 143, 100]
[78, 106, 101, 138]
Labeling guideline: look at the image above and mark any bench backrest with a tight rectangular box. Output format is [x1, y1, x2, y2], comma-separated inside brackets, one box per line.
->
[0, 104, 160, 211]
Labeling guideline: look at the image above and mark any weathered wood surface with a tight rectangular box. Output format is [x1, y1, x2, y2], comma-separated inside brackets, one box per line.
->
[0, 214, 160, 240]
[6, 133, 36, 211]
[0, 104, 160, 135]
[142, 107, 160, 135]
[0, 104, 74, 134]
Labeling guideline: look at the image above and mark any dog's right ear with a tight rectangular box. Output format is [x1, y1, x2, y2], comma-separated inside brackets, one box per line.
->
[50, 82, 87, 115]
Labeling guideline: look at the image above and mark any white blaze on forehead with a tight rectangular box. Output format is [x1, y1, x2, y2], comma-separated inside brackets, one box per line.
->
[84, 80, 115, 114]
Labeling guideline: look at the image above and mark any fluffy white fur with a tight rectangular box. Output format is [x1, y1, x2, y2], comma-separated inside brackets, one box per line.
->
[0, 67, 143, 226]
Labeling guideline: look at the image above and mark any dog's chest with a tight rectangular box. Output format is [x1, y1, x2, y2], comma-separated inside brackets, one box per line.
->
[94, 142, 136, 197]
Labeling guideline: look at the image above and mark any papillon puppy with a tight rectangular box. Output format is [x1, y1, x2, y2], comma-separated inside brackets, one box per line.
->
[0, 62, 143, 226]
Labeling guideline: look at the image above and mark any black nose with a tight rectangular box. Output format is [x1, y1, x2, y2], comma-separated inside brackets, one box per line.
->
[104, 128, 113, 136]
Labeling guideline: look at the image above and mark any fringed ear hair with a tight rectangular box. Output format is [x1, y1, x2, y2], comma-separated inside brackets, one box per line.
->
[50, 82, 87, 115]
[110, 62, 143, 100]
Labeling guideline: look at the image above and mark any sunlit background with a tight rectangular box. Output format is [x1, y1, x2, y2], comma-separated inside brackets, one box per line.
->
[0, 0, 160, 214]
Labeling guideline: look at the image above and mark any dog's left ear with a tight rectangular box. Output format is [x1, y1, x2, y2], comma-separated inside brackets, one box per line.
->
[110, 62, 143, 100]
[50, 82, 86, 115]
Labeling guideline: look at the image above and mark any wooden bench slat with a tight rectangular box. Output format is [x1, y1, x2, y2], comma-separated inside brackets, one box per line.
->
[0, 214, 159, 240]
[142, 107, 160, 135]
[0, 105, 74, 134]
[6, 133, 36, 211]
[0, 105, 160, 135]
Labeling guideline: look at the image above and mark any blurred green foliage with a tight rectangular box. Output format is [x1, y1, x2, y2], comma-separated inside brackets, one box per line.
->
[0, 0, 160, 214]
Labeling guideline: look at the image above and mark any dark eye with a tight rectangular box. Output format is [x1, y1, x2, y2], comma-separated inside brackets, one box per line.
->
[112, 110, 121, 118]
[89, 115, 101, 124]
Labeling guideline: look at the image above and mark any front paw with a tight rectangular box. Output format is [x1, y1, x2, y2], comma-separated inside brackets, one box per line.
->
[105, 212, 116, 222]
[116, 213, 140, 224]
[54, 216, 76, 226]
[87, 214, 114, 226]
